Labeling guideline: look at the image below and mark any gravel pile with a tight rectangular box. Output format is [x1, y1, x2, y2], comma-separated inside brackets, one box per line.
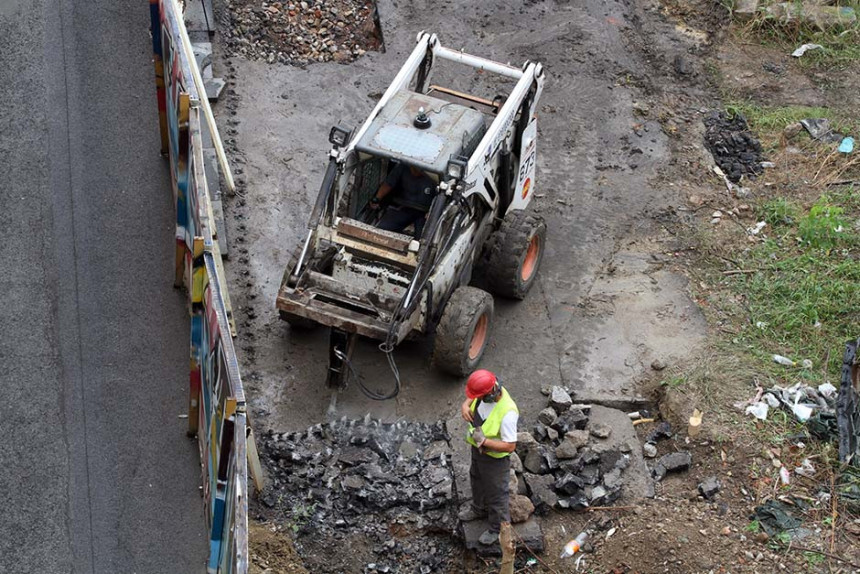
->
[703, 110, 765, 183]
[224, 0, 382, 65]
[515, 387, 630, 514]
[258, 416, 459, 573]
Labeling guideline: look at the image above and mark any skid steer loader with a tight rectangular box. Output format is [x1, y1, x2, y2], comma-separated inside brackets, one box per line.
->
[276, 32, 547, 397]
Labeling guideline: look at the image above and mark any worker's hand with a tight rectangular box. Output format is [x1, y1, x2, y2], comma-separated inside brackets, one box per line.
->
[472, 428, 486, 447]
[461, 400, 474, 423]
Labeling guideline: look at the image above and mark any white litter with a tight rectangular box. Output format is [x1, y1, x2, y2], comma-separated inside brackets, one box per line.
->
[606, 527, 617, 540]
[795, 459, 815, 478]
[818, 383, 837, 399]
[780, 466, 791, 485]
[791, 393, 813, 422]
[801, 359, 813, 369]
[772, 354, 796, 367]
[749, 221, 767, 235]
[791, 43, 824, 58]
[764, 393, 781, 408]
[746, 402, 769, 420]
[756, 320, 768, 329]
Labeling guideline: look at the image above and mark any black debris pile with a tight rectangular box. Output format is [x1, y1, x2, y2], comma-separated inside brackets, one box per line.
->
[258, 416, 459, 574]
[703, 110, 765, 183]
[516, 387, 630, 513]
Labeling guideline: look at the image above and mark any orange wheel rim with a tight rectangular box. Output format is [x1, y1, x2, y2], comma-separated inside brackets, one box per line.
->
[469, 314, 489, 360]
[521, 236, 540, 282]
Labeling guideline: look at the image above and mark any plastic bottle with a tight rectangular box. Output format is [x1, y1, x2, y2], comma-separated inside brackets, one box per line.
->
[560, 532, 588, 559]
[772, 354, 795, 367]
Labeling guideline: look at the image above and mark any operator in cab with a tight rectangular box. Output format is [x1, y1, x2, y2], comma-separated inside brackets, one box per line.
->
[369, 163, 436, 238]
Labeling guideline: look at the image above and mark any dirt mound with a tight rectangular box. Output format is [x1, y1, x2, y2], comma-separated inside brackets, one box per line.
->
[249, 522, 309, 574]
[224, 0, 382, 65]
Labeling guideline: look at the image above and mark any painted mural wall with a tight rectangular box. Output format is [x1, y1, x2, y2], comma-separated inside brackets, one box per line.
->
[151, 1, 249, 572]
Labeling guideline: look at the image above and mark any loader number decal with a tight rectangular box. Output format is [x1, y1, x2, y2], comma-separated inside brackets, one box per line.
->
[519, 151, 535, 198]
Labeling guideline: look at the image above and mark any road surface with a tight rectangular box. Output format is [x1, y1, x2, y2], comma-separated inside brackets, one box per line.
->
[0, 1, 206, 572]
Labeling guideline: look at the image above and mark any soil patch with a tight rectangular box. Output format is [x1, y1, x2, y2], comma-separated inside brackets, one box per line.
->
[249, 522, 309, 574]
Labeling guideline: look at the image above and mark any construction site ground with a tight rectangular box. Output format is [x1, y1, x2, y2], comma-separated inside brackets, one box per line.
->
[211, 0, 860, 571]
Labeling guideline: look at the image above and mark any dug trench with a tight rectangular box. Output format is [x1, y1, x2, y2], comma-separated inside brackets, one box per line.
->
[203, 0, 772, 570]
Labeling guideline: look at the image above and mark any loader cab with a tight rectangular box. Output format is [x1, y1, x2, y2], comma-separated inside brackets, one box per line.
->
[343, 90, 486, 216]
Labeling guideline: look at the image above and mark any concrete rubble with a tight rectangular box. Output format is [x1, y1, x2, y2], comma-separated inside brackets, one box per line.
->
[258, 417, 461, 572]
[223, 0, 383, 65]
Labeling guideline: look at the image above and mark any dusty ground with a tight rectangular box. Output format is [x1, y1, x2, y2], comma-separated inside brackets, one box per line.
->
[216, 0, 710, 429]
[209, 0, 860, 571]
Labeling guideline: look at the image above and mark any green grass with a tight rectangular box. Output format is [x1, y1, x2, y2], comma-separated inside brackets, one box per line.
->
[724, 189, 860, 382]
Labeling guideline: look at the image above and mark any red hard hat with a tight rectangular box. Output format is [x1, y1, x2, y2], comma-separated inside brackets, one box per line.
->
[466, 369, 497, 399]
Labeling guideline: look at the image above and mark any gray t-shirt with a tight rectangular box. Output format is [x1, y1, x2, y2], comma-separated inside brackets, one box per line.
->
[385, 164, 436, 210]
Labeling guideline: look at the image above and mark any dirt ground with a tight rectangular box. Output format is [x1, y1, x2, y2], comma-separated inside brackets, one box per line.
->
[210, 0, 860, 571]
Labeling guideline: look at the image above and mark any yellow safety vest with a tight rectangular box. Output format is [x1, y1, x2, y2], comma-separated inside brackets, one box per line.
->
[466, 388, 518, 458]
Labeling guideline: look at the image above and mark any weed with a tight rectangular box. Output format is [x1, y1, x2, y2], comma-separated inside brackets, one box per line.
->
[759, 197, 799, 226]
[745, 520, 761, 533]
[804, 551, 826, 567]
[660, 375, 687, 390]
[798, 196, 848, 248]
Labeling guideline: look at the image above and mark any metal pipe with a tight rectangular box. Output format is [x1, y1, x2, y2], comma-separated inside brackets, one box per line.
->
[433, 46, 524, 79]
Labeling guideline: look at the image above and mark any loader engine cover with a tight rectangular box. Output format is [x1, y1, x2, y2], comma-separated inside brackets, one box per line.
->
[355, 91, 486, 174]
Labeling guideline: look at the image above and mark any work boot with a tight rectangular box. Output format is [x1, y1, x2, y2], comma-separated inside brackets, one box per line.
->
[478, 529, 499, 546]
[458, 505, 487, 522]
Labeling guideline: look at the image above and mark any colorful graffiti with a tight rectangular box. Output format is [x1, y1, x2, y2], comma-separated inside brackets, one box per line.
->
[153, 1, 250, 573]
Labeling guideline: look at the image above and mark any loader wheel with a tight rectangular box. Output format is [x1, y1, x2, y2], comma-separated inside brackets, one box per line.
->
[434, 286, 494, 377]
[482, 210, 546, 300]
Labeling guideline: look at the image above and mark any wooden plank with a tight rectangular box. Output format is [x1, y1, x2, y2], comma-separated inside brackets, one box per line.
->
[500, 522, 515, 574]
[318, 227, 417, 268]
[337, 218, 412, 253]
[245, 424, 265, 494]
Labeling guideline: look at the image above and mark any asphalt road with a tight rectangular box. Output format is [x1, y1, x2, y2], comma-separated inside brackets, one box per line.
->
[0, 1, 206, 572]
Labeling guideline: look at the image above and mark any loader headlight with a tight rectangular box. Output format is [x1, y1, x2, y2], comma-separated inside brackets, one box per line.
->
[329, 125, 351, 148]
[446, 157, 467, 181]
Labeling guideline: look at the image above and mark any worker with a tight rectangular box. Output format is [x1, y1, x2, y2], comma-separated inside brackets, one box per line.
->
[369, 162, 436, 237]
[458, 369, 519, 546]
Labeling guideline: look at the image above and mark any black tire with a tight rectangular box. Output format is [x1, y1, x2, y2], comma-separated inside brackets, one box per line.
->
[480, 210, 546, 300]
[433, 286, 494, 376]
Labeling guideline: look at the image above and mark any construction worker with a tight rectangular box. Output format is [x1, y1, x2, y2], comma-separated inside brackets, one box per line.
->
[369, 162, 436, 237]
[458, 369, 519, 546]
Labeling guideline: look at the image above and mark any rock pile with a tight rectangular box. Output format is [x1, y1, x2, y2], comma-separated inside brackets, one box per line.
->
[513, 387, 630, 518]
[224, 0, 382, 65]
[258, 416, 459, 573]
[703, 110, 765, 183]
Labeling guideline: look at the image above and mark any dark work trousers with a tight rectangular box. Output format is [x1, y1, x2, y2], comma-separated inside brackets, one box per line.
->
[377, 205, 426, 237]
[469, 446, 511, 532]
